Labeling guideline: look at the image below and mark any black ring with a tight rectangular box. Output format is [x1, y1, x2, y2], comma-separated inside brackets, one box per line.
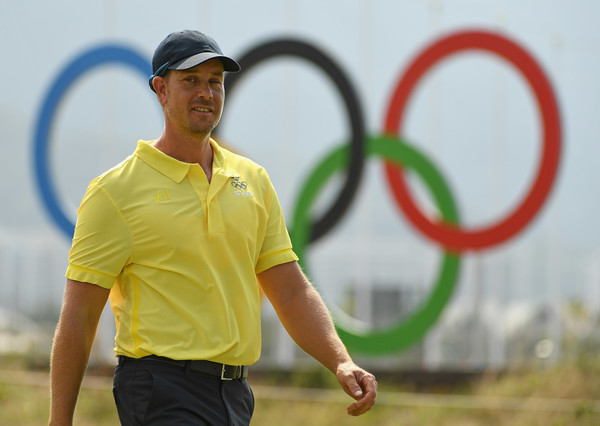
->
[215, 39, 366, 243]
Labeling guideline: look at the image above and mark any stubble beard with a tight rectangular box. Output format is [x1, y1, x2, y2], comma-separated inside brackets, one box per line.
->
[168, 106, 221, 140]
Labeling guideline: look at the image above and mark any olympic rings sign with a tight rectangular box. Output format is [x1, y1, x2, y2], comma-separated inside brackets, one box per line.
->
[33, 45, 151, 236]
[33, 29, 561, 355]
[383, 30, 561, 251]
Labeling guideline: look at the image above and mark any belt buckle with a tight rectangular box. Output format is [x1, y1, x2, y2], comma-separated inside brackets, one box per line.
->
[221, 364, 236, 380]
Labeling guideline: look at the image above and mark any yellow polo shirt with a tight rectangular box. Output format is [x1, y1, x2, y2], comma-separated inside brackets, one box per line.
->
[66, 140, 298, 365]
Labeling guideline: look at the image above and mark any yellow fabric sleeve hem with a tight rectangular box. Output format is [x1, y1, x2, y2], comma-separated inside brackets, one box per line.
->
[66, 264, 115, 289]
[256, 250, 299, 275]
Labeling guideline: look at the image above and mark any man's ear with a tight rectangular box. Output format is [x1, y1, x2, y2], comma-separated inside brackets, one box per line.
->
[153, 76, 168, 105]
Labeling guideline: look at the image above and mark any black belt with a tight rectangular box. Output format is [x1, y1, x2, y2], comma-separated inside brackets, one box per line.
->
[119, 355, 248, 380]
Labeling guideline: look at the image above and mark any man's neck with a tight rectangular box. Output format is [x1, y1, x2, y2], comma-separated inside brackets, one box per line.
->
[152, 132, 214, 181]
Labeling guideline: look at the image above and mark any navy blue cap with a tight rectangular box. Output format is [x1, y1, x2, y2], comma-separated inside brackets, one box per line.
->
[149, 30, 240, 92]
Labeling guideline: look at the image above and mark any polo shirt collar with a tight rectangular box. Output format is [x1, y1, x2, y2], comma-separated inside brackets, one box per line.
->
[210, 139, 239, 179]
[134, 139, 235, 183]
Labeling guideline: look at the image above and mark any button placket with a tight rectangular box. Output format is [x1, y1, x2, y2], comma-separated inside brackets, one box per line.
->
[187, 165, 209, 227]
[205, 169, 235, 237]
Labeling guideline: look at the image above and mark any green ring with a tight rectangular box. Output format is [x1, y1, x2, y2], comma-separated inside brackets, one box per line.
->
[289, 135, 461, 354]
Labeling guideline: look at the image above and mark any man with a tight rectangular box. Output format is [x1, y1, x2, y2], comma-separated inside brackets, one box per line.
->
[49, 30, 377, 425]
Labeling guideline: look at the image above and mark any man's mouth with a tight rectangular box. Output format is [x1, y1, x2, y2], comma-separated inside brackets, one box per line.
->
[192, 107, 211, 113]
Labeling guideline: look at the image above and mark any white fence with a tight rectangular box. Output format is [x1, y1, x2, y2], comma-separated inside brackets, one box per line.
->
[1, 228, 598, 371]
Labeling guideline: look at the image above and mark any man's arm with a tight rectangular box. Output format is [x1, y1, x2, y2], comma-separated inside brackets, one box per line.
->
[49, 279, 110, 425]
[257, 261, 377, 416]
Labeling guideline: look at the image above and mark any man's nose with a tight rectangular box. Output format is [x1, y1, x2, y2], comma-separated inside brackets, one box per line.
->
[196, 80, 213, 99]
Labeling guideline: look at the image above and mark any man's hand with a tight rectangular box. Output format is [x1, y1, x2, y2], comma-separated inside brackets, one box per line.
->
[336, 362, 378, 416]
[258, 263, 378, 416]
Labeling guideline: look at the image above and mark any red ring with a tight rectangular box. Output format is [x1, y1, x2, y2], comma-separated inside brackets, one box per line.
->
[384, 29, 561, 251]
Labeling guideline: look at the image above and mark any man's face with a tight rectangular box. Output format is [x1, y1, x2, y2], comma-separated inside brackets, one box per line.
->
[157, 58, 225, 138]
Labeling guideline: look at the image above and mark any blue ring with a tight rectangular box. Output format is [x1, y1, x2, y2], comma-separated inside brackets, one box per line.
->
[33, 44, 151, 238]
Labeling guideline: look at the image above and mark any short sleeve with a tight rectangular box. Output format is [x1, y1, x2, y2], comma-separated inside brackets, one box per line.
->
[255, 170, 298, 274]
[66, 179, 133, 288]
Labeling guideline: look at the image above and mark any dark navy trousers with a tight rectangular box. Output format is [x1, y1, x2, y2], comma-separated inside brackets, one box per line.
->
[113, 357, 254, 425]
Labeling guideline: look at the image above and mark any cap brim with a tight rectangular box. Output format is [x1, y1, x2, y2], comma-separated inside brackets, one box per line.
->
[169, 52, 241, 72]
